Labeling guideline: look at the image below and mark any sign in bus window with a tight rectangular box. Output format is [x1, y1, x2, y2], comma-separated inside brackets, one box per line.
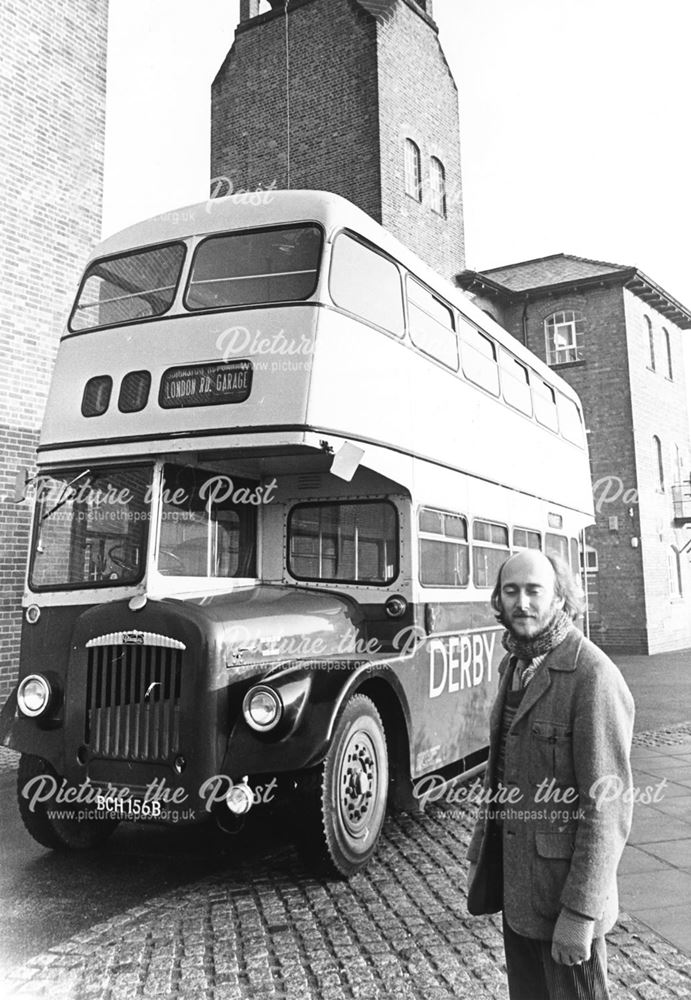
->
[70, 243, 185, 332]
[185, 225, 322, 310]
[288, 501, 398, 584]
[329, 233, 405, 336]
[407, 278, 458, 370]
[472, 519, 509, 588]
[458, 318, 500, 395]
[158, 464, 257, 577]
[418, 507, 468, 587]
[29, 465, 151, 590]
[159, 360, 252, 409]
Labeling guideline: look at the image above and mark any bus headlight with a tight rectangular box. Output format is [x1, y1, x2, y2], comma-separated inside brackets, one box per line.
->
[243, 685, 282, 732]
[17, 674, 52, 718]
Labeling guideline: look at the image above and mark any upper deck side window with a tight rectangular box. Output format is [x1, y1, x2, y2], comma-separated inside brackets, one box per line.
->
[69, 242, 186, 333]
[458, 315, 500, 395]
[329, 232, 405, 336]
[533, 378, 559, 431]
[185, 224, 322, 311]
[499, 350, 532, 416]
[406, 277, 458, 369]
[556, 392, 585, 446]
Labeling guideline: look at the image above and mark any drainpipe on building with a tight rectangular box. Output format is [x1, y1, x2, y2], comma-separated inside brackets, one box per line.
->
[521, 299, 529, 347]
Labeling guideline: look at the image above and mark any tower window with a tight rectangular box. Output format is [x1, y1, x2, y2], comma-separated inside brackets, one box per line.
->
[430, 157, 446, 216]
[544, 310, 585, 365]
[645, 316, 656, 371]
[404, 139, 422, 201]
[653, 434, 665, 491]
[663, 328, 673, 380]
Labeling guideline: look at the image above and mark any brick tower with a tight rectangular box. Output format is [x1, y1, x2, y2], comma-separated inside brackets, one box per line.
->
[0, 1, 109, 701]
[211, 0, 464, 279]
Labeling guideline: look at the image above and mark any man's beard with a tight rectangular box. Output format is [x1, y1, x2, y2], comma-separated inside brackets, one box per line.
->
[501, 600, 562, 636]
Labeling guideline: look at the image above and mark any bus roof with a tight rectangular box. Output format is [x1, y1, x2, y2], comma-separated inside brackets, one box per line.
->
[93, 190, 579, 406]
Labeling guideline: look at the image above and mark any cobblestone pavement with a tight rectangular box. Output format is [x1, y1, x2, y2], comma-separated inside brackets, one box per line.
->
[2, 727, 691, 1000]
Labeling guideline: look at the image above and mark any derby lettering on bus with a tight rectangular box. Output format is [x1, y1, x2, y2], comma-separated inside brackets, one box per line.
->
[428, 632, 496, 698]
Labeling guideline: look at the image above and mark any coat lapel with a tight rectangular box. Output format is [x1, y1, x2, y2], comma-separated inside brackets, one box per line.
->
[509, 656, 552, 730]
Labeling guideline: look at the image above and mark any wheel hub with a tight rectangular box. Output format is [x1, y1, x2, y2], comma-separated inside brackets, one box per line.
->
[339, 730, 378, 838]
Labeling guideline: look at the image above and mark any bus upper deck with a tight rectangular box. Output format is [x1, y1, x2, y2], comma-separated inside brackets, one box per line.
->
[41, 190, 592, 519]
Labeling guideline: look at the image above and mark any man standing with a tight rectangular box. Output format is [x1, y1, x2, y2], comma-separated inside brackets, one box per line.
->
[467, 550, 634, 1000]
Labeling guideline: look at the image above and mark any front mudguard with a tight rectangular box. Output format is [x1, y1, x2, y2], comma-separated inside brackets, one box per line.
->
[221, 659, 408, 778]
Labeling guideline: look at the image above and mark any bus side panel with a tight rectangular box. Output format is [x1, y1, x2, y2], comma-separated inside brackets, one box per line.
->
[398, 618, 503, 777]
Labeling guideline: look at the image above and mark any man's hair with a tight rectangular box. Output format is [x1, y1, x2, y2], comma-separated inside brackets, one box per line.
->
[490, 552, 586, 622]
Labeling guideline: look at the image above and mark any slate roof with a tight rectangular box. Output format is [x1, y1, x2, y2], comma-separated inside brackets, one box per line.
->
[457, 254, 691, 330]
[480, 253, 630, 292]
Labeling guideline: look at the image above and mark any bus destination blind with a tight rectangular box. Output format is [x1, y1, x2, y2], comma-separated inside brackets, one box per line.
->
[159, 360, 253, 408]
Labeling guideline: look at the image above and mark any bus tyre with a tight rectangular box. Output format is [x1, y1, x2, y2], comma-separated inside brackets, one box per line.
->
[17, 754, 118, 851]
[300, 694, 388, 878]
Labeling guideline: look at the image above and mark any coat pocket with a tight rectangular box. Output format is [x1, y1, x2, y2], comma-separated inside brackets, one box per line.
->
[531, 831, 575, 919]
[529, 720, 576, 787]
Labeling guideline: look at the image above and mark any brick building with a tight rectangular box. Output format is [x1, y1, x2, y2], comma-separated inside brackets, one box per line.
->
[458, 256, 691, 654]
[211, 0, 464, 279]
[0, 1, 109, 700]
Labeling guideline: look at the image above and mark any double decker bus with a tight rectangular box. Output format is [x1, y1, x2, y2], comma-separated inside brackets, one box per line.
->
[1, 191, 594, 875]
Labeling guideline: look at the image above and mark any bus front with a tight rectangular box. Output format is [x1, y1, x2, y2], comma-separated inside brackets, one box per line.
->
[1, 194, 401, 869]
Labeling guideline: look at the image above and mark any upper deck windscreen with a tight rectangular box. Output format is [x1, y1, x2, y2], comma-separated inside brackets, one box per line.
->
[70, 243, 186, 332]
[184, 224, 322, 310]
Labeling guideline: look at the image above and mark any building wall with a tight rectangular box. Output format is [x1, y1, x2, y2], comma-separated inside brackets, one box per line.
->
[0, 0, 108, 701]
[211, 0, 464, 278]
[495, 287, 650, 653]
[377, 0, 464, 278]
[211, 0, 382, 218]
[623, 290, 691, 654]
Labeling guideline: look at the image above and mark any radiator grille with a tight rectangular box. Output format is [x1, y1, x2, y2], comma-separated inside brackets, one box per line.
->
[85, 644, 182, 760]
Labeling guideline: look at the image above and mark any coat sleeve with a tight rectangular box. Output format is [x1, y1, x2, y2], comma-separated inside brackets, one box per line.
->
[559, 652, 635, 919]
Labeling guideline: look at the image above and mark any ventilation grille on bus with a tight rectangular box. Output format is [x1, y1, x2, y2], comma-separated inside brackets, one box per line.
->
[296, 474, 322, 492]
[85, 643, 183, 761]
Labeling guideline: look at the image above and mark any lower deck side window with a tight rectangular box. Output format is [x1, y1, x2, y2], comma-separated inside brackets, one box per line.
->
[418, 508, 468, 586]
[472, 519, 509, 587]
[288, 500, 398, 584]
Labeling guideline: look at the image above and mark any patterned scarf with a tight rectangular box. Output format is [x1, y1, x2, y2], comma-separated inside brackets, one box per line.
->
[502, 608, 573, 661]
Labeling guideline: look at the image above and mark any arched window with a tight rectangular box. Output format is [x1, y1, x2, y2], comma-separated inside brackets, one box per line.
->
[544, 310, 585, 365]
[653, 435, 665, 491]
[430, 157, 446, 216]
[663, 328, 673, 380]
[404, 139, 421, 201]
[645, 316, 655, 370]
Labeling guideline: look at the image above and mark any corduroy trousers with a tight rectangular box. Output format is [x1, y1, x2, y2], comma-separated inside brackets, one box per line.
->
[502, 915, 610, 1000]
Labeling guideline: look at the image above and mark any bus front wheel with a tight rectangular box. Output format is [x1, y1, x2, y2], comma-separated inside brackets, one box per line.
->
[17, 754, 119, 851]
[299, 694, 388, 877]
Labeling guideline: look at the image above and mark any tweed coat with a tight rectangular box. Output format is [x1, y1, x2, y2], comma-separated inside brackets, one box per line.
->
[467, 626, 634, 940]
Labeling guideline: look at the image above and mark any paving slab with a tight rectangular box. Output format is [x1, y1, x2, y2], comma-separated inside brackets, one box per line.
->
[631, 904, 691, 957]
[618, 846, 668, 876]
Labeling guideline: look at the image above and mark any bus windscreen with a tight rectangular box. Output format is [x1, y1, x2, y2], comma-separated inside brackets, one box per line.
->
[29, 465, 151, 589]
